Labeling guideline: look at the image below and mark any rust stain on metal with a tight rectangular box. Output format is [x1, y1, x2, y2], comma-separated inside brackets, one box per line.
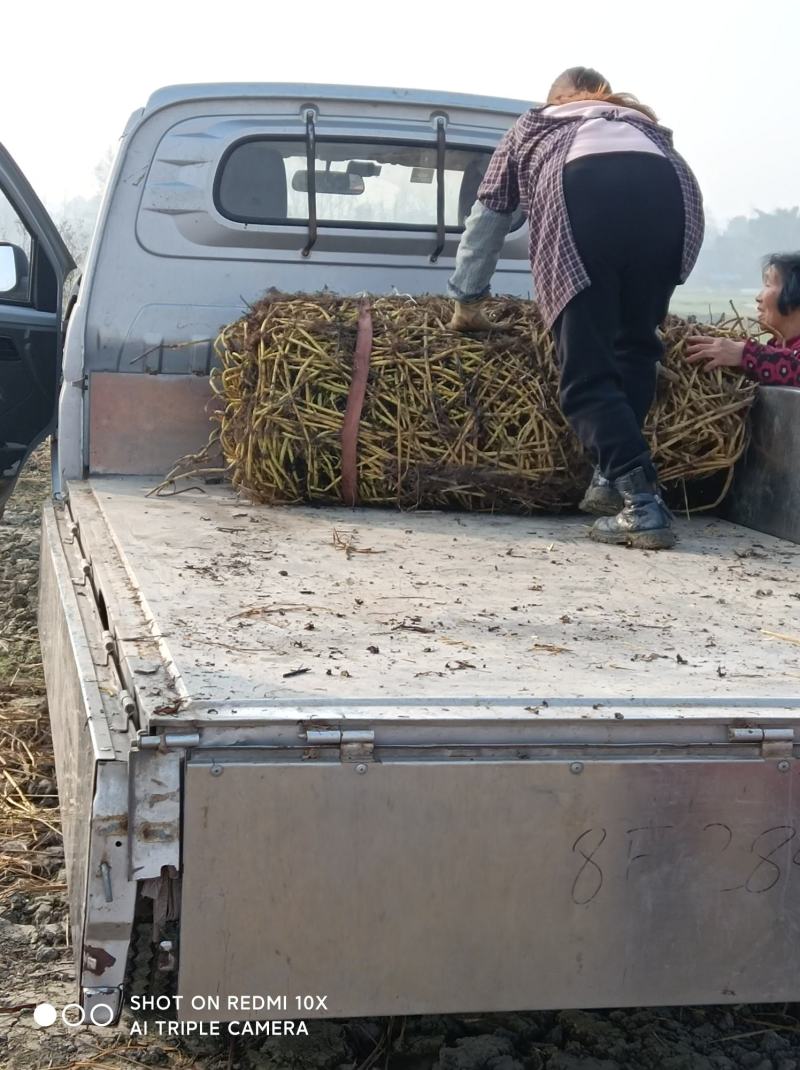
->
[95, 814, 129, 836]
[149, 791, 179, 804]
[139, 820, 178, 842]
[152, 700, 186, 716]
[84, 945, 117, 975]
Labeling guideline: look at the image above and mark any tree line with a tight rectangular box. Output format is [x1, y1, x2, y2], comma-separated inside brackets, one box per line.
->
[691, 207, 800, 289]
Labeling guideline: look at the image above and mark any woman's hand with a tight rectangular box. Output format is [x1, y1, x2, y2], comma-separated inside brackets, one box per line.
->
[685, 335, 746, 371]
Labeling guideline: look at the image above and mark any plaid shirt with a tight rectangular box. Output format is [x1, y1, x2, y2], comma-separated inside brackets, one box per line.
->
[477, 107, 705, 326]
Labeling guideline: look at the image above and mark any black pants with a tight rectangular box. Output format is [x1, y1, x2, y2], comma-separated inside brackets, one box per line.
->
[552, 152, 684, 482]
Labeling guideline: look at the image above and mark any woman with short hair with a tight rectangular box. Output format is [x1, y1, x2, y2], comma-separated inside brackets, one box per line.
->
[448, 66, 704, 550]
[686, 254, 800, 385]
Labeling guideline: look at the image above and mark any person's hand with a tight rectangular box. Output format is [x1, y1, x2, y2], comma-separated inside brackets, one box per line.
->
[685, 335, 746, 371]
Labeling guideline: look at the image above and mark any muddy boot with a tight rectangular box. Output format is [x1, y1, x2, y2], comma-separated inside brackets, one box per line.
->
[579, 467, 623, 516]
[447, 300, 494, 332]
[589, 466, 675, 550]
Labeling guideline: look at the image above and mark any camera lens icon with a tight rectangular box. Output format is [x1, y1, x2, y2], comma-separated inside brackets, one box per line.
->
[33, 1001, 116, 1028]
[33, 1003, 58, 1027]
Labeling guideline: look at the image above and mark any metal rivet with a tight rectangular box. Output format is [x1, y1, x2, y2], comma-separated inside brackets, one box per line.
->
[570, 762, 584, 775]
[355, 763, 368, 775]
[778, 760, 791, 773]
[210, 763, 223, 777]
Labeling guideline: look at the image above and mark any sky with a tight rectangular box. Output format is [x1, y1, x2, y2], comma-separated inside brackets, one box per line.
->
[3, 0, 796, 228]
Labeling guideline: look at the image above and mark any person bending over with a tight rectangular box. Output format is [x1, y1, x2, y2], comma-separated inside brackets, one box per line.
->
[447, 66, 704, 550]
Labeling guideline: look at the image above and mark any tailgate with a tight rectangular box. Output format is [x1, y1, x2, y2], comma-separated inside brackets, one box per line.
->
[177, 745, 800, 1018]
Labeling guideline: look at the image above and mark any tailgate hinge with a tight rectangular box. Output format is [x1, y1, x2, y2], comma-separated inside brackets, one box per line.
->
[303, 727, 375, 762]
[138, 732, 201, 751]
[729, 726, 795, 760]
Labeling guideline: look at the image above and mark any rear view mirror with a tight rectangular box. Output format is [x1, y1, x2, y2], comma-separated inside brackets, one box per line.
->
[0, 243, 20, 294]
[291, 170, 365, 196]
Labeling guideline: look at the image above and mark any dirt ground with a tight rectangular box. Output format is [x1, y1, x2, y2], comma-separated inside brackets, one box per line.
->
[3, 450, 800, 1070]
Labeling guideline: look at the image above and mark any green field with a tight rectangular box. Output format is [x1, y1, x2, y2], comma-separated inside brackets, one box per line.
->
[669, 288, 758, 323]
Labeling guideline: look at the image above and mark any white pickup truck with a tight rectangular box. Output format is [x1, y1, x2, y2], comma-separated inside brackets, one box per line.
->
[1, 83, 799, 1026]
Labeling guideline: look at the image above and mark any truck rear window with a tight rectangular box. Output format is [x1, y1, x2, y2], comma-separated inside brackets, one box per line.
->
[215, 138, 494, 230]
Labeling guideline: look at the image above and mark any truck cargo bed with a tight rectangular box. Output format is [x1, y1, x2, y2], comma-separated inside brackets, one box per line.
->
[69, 476, 800, 717]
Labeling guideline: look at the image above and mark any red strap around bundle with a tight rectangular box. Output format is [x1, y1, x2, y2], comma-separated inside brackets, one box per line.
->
[340, 300, 373, 507]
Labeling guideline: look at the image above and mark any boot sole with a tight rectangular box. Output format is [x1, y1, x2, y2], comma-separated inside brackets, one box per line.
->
[589, 527, 677, 550]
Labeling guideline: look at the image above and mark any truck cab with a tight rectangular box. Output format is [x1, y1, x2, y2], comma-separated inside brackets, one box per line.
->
[2, 84, 800, 1027]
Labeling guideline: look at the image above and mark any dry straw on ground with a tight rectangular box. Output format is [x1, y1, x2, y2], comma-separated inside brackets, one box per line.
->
[0, 452, 62, 910]
[163, 295, 757, 512]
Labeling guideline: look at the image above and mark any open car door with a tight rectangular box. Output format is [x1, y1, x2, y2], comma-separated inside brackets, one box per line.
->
[0, 142, 75, 517]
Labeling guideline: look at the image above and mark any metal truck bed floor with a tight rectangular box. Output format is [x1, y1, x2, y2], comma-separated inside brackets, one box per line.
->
[73, 477, 800, 714]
